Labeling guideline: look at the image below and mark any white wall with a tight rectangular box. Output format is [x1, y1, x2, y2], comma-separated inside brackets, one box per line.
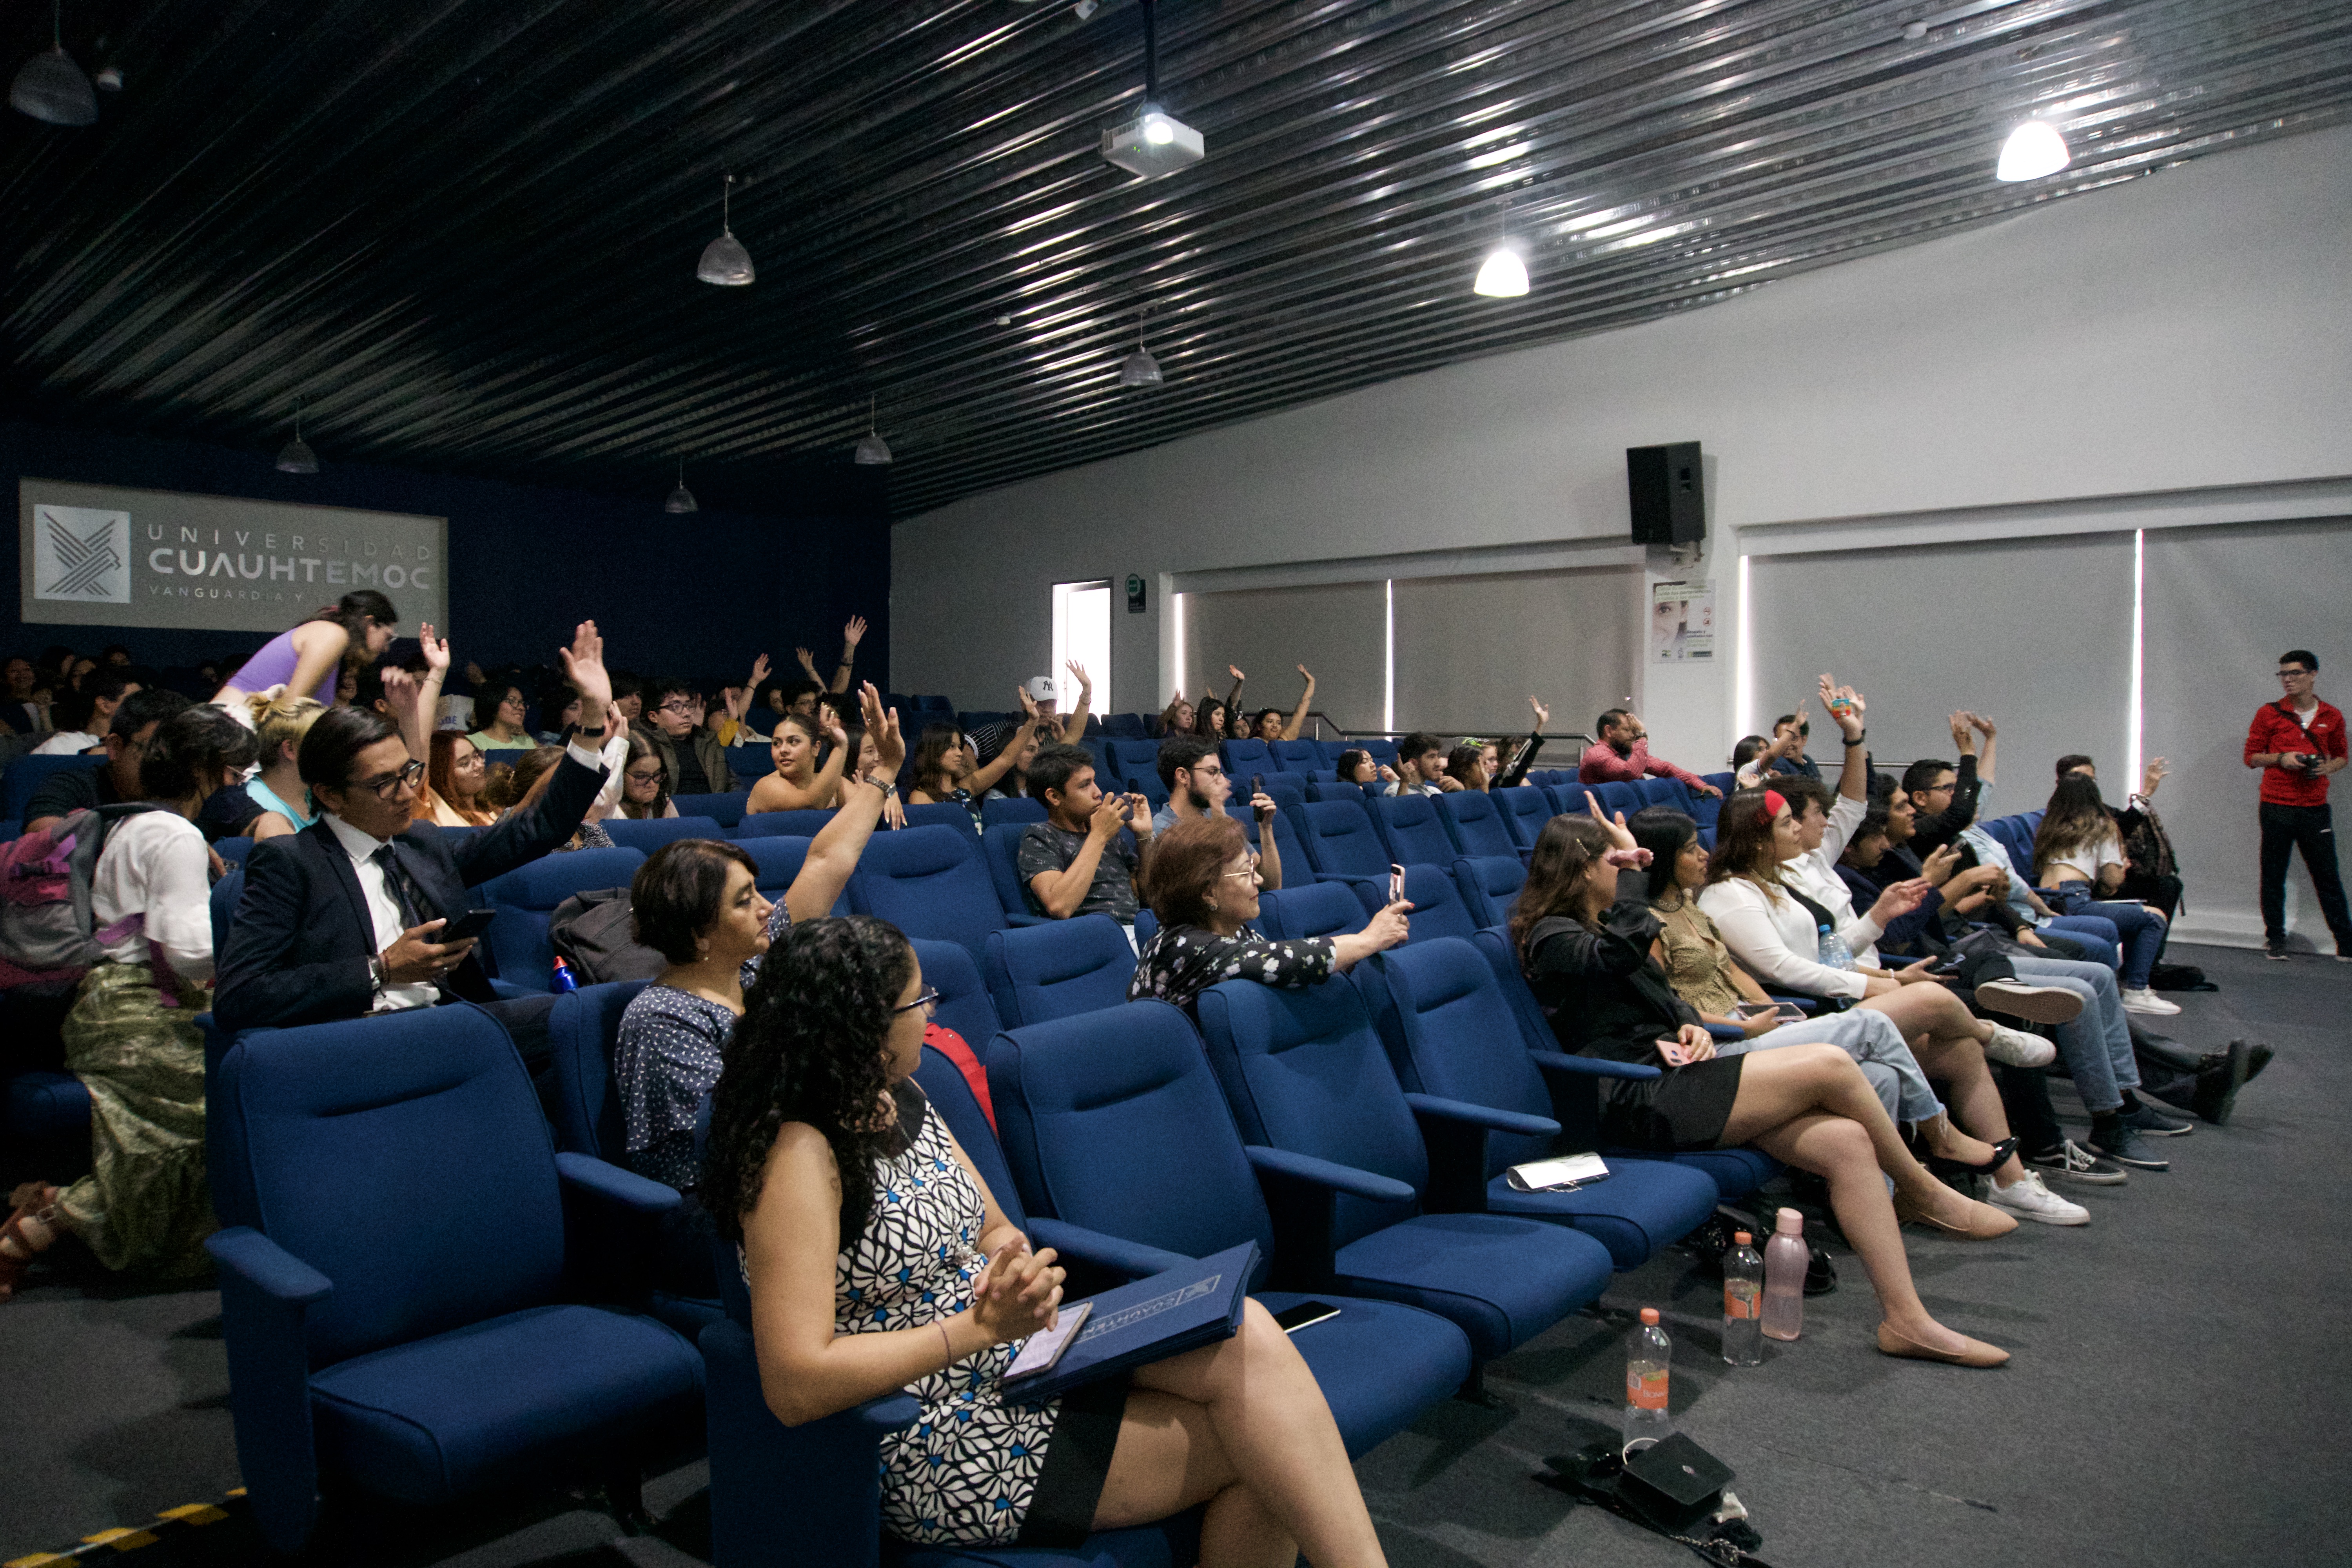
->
[893, 123, 2352, 777]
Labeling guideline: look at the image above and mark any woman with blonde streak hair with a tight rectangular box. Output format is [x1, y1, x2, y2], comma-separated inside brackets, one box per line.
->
[241, 690, 328, 839]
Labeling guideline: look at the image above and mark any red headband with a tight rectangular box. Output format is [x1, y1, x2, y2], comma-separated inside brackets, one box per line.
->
[1757, 789, 1787, 828]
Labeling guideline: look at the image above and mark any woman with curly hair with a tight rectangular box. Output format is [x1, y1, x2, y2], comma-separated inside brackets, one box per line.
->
[1513, 809, 2019, 1367]
[706, 916, 1391, 1564]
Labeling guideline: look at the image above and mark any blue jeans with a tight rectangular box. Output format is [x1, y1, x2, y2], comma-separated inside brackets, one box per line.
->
[2049, 887, 2166, 988]
[2039, 916, 2119, 969]
[1717, 1009, 1940, 1124]
[2008, 954, 2137, 1113]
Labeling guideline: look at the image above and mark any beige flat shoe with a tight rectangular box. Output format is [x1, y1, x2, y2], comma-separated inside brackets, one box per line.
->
[1877, 1321, 2010, 1368]
[1894, 1189, 2019, 1240]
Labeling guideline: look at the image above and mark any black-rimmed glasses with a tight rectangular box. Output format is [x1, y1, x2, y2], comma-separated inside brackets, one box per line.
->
[350, 759, 427, 800]
[892, 986, 940, 1016]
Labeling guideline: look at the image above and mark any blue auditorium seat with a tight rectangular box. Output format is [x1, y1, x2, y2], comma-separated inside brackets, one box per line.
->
[211, 863, 246, 958]
[1253, 882, 1367, 942]
[1356, 941, 1719, 1269]
[212, 835, 253, 864]
[1371, 792, 1459, 866]
[1221, 737, 1274, 777]
[1591, 781, 1644, 818]
[670, 792, 749, 828]
[848, 825, 1016, 963]
[1451, 856, 1527, 929]
[736, 808, 840, 842]
[979, 823, 1056, 929]
[1295, 798, 1392, 898]
[207, 1005, 701, 1553]
[1467, 929, 1778, 1203]
[984, 1003, 1473, 1443]
[1222, 802, 1313, 885]
[982, 914, 1135, 1026]
[1270, 739, 1321, 772]
[1191, 981, 1614, 1368]
[978, 795, 1046, 829]
[1435, 791, 1517, 859]
[478, 846, 647, 989]
[1101, 712, 1147, 739]
[1635, 777, 1685, 810]
[900, 801, 980, 836]
[1493, 784, 1555, 850]
[1107, 737, 1163, 787]
[1396, 864, 1477, 942]
[604, 815, 725, 853]
[5, 1068, 90, 1140]
[723, 743, 772, 780]
[907, 938, 1000, 1058]
[0, 754, 102, 826]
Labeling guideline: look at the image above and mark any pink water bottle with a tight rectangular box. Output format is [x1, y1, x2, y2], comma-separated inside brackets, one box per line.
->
[1760, 1207, 1807, 1342]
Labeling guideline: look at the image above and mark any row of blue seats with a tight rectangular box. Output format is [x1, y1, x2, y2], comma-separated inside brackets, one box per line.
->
[197, 918, 1773, 1559]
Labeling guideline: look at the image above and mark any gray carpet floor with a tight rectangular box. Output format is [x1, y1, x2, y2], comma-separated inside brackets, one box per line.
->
[4, 942, 2344, 1568]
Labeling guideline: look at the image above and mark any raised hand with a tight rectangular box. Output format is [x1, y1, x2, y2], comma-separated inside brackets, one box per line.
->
[1376, 763, 1399, 784]
[1297, 664, 1316, 686]
[2140, 757, 2169, 796]
[1586, 795, 1641, 851]
[796, 648, 821, 680]
[465, 660, 486, 687]
[381, 666, 419, 711]
[1016, 685, 1039, 721]
[1529, 695, 1550, 729]
[1249, 789, 1276, 821]
[1065, 659, 1091, 690]
[840, 615, 868, 648]
[555, 620, 611, 714]
[1227, 664, 1245, 682]
[860, 683, 906, 775]
[1949, 711, 1973, 751]
[416, 624, 450, 675]
[748, 652, 771, 688]
[1363, 899, 1412, 951]
[1967, 712, 1996, 739]
[725, 684, 751, 721]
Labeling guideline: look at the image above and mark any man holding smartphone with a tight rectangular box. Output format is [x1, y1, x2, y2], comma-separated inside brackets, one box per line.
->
[1149, 736, 1285, 889]
[2245, 649, 2352, 960]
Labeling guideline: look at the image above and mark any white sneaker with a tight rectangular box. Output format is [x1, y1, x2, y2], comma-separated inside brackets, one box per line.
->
[1984, 1170, 2090, 1226]
[1983, 1023, 2058, 1068]
[2120, 987, 2182, 1016]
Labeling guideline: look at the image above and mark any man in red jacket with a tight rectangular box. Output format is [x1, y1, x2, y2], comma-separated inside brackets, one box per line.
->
[2244, 648, 2351, 960]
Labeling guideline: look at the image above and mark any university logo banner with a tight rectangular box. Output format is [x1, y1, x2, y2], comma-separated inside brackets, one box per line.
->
[19, 479, 448, 635]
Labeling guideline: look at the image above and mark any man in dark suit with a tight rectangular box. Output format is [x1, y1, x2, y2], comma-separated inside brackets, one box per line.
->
[214, 621, 616, 1050]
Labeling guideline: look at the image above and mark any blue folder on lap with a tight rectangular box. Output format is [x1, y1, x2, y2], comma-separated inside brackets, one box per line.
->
[1003, 1241, 1258, 1405]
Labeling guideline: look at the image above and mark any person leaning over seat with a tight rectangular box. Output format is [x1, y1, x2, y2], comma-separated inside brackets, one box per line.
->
[710, 913, 1396, 1563]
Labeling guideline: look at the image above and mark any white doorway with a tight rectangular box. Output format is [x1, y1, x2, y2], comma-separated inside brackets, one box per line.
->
[1051, 579, 1111, 711]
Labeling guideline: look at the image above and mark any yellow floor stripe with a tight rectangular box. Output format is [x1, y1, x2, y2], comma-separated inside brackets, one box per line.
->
[222, 1489, 245, 1499]
[79, 1529, 158, 1551]
[152, 1507, 226, 1526]
[6, 1553, 73, 1567]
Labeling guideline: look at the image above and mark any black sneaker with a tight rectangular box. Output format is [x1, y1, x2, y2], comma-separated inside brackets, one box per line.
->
[2090, 1124, 2169, 1171]
[2122, 1100, 2194, 1137]
[2026, 1139, 2128, 1185]
[2265, 941, 2291, 961]
[2245, 1042, 2275, 1082]
[2192, 1041, 2251, 1127]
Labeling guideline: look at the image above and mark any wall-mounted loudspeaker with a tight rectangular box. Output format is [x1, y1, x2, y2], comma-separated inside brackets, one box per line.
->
[1626, 442, 1705, 546]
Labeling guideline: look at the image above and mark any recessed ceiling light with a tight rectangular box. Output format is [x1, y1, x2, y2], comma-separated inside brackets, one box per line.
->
[1996, 119, 2070, 181]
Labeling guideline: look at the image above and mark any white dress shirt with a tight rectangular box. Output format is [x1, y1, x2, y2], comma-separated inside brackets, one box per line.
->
[322, 733, 609, 1011]
[33, 730, 102, 755]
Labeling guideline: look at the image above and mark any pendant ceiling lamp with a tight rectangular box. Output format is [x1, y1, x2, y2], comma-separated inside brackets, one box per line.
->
[696, 173, 755, 286]
[665, 461, 698, 514]
[1472, 200, 1530, 297]
[274, 405, 319, 474]
[1100, 1, 1203, 178]
[1118, 312, 1163, 388]
[11, 0, 98, 127]
[1995, 119, 2071, 181]
[853, 396, 893, 465]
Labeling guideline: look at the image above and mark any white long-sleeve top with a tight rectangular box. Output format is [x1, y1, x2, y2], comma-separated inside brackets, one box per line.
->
[1697, 878, 1866, 999]
[91, 810, 214, 985]
[582, 731, 633, 825]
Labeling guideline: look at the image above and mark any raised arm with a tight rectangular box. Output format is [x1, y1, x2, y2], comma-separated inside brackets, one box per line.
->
[386, 623, 451, 765]
[786, 687, 898, 920]
[1223, 664, 1245, 720]
[279, 620, 352, 704]
[1495, 697, 1548, 789]
[830, 616, 867, 694]
[1278, 666, 1316, 742]
[1059, 661, 1094, 742]
[1968, 712, 1998, 788]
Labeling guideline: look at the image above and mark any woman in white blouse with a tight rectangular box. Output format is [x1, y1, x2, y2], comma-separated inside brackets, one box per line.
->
[0, 707, 256, 1299]
[1698, 679, 2054, 1070]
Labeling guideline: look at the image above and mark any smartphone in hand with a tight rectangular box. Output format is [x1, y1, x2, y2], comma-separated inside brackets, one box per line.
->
[1389, 863, 1406, 904]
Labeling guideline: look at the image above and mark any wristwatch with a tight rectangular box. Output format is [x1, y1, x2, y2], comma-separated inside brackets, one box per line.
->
[369, 954, 388, 997]
[1843, 730, 1867, 744]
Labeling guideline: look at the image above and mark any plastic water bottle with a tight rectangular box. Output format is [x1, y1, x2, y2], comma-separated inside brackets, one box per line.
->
[1722, 1232, 1764, 1366]
[1624, 1307, 1672, 1453]
[1761, 1207, 1807, 1342]
[1815, 921, 1855, 971]
[550, 955, 579, 993]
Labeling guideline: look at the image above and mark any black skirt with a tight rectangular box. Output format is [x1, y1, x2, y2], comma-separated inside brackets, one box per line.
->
[1013, 1372, 1132, 1548]
[1599, 1054, 1747, 1151]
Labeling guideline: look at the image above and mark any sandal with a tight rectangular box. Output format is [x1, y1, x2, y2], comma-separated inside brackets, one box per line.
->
[0, 1183, 60, 1303]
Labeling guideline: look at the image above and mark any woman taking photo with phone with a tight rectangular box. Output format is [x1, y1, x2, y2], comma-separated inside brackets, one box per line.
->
[706, 915, 1394, 1564]
[1513, 809, 2020, 1367]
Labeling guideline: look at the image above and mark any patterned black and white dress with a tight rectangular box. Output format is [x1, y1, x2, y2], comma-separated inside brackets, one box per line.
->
[824, 1083, 1107, 1546]
[1127, 921, 1336, 1013]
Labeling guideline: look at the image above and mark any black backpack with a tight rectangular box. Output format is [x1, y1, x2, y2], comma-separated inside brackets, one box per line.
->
[546, 887, 665, 985]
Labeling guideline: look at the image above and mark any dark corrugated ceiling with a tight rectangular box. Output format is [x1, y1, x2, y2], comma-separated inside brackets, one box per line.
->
[3, 0, 2348, 519]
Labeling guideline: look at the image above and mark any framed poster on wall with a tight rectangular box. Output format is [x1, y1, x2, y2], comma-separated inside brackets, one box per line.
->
[20, 478, 448, 635]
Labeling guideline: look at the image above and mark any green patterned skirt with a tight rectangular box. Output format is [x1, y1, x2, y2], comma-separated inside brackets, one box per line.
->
[55, 961, 214, 1278]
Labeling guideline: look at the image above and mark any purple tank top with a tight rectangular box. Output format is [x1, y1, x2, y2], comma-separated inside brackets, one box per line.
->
[227, 628, 339, 706]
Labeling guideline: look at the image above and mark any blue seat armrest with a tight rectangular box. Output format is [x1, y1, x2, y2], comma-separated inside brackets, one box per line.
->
[858, 1391, 924, 1435]
[1027, 1218, 1194, 1280]
[1764, 994, 1819, 1013]
[1401, 1093, 1559, 1139]
[1003, 912, 1054, 928]
[1530, 1049, 1663, 1082]
[1706, 1023, 1747, 1043]
[1244, 1145, 1416, 1203]
[555, 1151, 683, 1216]
[488, 978, 539, 1002]
[205, 1225, 333, 1305]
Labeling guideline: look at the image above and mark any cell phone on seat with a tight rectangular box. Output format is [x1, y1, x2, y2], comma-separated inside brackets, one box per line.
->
[1272, 1300, 1340, 1334]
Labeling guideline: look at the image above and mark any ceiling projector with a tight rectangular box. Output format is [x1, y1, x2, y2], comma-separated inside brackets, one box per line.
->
[1102, 104, 1203, 177]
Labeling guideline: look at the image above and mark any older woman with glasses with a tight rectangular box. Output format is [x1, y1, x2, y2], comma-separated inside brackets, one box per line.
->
[1129, 814, 1409, 1013]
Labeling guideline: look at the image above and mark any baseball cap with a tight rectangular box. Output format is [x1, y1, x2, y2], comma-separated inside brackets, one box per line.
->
[1023, 676, 1058, 703]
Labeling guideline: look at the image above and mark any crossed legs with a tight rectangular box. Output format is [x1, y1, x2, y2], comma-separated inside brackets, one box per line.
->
[1091, 1298, 1386, 1568]
[1855, 984, 2025, 1183]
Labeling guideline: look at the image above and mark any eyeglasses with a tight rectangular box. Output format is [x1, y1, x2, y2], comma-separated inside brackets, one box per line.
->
[625, 768, 665, 784]
[657, 700, 697, 715]
[1221, 850, 1261, 881]
[2279, 670, 2312, 680]
[892, 986, 940, 1016]
[348, 759, 427, 800]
